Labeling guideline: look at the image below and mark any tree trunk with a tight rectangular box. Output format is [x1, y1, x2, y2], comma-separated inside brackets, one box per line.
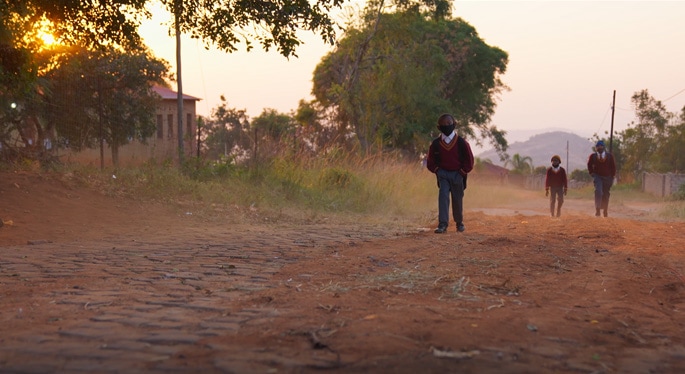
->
[175, 0, 185, 165]
[111, 143, 119, 168]
[342, 0, 384, 154]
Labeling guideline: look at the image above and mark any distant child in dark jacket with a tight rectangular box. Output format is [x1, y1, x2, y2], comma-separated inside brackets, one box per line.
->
[545, 155, 568, 217]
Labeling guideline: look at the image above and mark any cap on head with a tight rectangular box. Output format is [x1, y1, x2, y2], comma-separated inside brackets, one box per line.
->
[596, 140, 605, 147]
[551, 155, 561, 162]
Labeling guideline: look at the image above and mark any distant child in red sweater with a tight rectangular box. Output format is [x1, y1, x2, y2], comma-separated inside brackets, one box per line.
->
[545, 155, 568, 217]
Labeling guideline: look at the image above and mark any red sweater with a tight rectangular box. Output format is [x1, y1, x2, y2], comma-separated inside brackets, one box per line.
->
[426, 136, 474, 174]
[587, 152, 616, 177]
[545, 167, 568, 189]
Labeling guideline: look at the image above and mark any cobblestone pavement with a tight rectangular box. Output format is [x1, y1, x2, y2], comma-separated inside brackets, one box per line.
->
[0, 224, 396, 373]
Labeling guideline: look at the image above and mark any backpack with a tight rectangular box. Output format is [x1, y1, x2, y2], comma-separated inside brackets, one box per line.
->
[431, 136, 468, 190]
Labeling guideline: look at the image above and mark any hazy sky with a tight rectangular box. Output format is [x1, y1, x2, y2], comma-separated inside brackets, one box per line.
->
[139, 1, 685, 144]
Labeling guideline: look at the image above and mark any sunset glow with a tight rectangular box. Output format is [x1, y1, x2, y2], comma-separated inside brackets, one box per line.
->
[38, 30, 56, 46]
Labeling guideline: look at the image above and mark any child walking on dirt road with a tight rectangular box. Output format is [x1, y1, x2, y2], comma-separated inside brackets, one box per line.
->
[426, 113, 474, 233]
[545, 155, 568, 217]
[587, 140, 616, 217]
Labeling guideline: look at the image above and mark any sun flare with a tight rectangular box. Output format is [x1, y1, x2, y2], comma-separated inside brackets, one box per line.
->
[38, 31, 56, 46]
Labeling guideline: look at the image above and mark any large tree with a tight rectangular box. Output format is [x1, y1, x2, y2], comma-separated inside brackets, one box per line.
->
[201, 96, 251, 162]
[45, 47, 168, 166]
[251, 108, 299, 162]
[618, 89, 685, 179]
[311, 1, 509, 155]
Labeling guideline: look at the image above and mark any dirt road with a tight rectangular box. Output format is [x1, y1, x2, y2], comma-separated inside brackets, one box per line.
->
[1, 171, 684, 373]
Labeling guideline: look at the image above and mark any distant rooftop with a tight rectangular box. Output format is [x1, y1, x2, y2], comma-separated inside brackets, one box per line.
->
[152, 85, 201, 101]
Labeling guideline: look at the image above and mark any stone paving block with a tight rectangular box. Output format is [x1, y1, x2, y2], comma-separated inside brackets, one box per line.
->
[144, 300, 225, 313]
[58, 327, 110, 340]
[0, 360, 64, 374]
[17, 334, 58, 344]
[140, 308, 193, 322]
[100, 340, 181, 356]
[0, 344, 58, 359]
[198, 320, 241, 332]
[122, 278, 155, 285]
[180, 280, 212, 290]
[55, 344, 125, 361]
[147, 361, 218, 374]
[108, 349, 175, 363]
[61, 358, 122, 373]
[90, 313, 130, 323]
[112, 316, 156, 328]
[82, 290, 132, 298]
[139, 320, 186, 330]
[161, 272, 202, 281]
[125, 305, 164, 313]
[139, 332, 203, 345]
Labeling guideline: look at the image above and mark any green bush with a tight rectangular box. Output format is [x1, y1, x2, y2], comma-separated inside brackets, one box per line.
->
[570, 169, 592, 182]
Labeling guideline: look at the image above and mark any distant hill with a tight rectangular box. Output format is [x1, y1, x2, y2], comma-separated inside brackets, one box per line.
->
[477, 131, 595, 173]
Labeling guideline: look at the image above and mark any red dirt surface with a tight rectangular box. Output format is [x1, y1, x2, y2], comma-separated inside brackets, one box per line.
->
[1, 170, 684, 373]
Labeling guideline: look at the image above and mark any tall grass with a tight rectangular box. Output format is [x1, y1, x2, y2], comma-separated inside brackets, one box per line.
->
[28, 152, 440, 225]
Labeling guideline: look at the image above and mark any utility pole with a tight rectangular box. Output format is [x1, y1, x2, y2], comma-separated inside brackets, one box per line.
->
[566, 140, 569, 172]
[610, 90, 616, 153]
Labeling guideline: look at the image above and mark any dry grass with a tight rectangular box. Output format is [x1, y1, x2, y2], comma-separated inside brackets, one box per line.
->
[6, 154, 683, 223]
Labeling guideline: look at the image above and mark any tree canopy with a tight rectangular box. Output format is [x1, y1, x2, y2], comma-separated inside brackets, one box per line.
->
[1, 0, 344, 57]
[311, 2, 509, 156]
[162, 0, 344, 57]
[201, 96, 251, 162]
[1, 0, 347, 163]
[617, 89, 685, 180]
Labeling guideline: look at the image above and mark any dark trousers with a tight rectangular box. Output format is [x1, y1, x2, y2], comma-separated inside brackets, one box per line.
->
[437, 169, 465, 227]
[549, 186, 564, 216]
[593, 174, 613, 210]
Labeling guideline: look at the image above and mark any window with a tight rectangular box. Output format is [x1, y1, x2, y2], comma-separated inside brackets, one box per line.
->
[167, 114, 174, 139]
[186, 113, 192, 138]
[156, 115, 163, 139]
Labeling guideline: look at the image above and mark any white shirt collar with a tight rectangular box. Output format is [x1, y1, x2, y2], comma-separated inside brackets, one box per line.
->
[441, 131, 456, 144]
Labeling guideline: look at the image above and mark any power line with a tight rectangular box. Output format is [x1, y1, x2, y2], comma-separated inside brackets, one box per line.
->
[663, 87, 685, 103]
[594, 105, 612, 135]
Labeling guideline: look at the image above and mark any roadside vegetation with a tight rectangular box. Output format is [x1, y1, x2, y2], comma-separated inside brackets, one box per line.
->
[3, 151, 683, 226]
